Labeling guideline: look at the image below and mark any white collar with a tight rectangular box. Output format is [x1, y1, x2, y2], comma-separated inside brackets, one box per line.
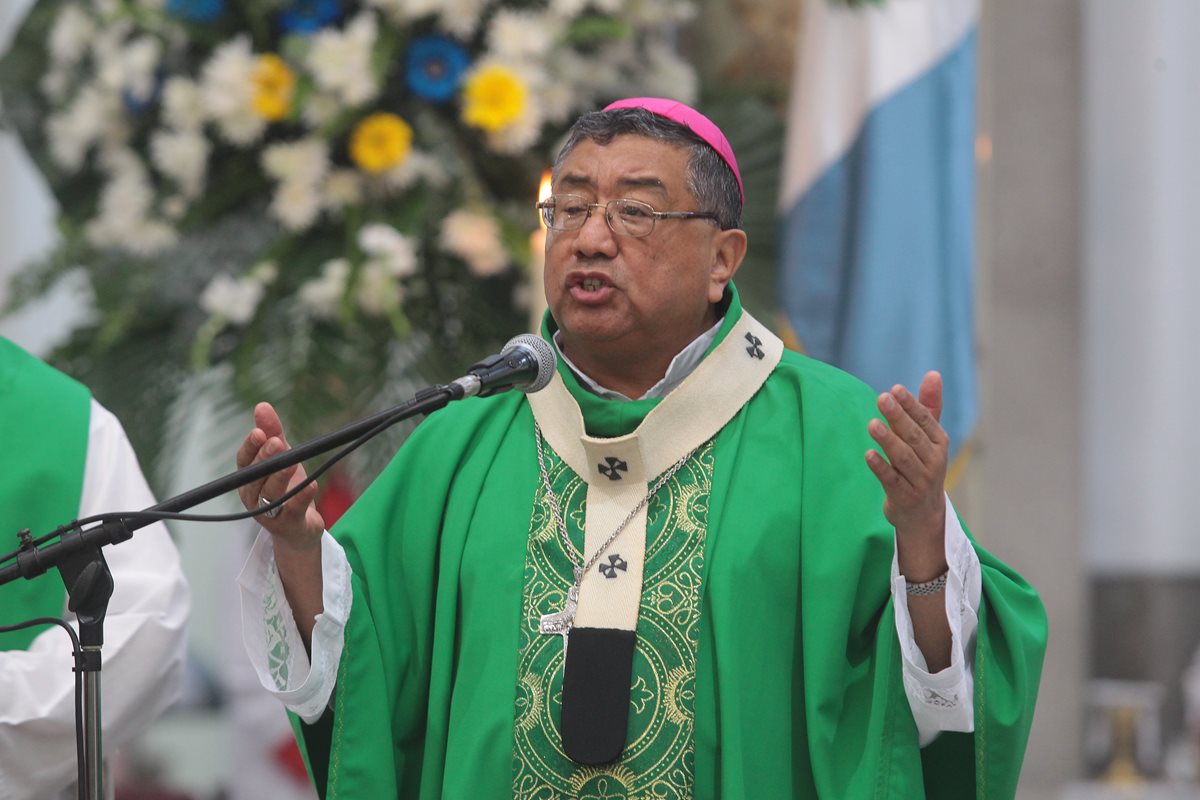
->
[551, 318, 724, 401]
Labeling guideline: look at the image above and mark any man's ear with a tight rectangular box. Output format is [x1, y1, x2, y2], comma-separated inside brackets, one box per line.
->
[708, 228, 748, 304]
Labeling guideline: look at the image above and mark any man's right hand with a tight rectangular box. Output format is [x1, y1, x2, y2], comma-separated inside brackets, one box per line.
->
[237, 401, 326, 649]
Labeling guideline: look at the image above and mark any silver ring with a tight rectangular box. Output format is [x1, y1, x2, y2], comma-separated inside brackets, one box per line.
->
[258, 496, 281, 519]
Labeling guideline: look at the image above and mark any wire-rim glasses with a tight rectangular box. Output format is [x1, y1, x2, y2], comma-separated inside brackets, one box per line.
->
[535, 193, 720, 238]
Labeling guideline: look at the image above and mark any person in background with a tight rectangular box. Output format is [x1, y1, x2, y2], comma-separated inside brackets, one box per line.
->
[0, 336, 190, 800]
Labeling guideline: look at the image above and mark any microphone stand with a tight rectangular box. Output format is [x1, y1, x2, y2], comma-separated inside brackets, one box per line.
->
[0, 383, 461, 800]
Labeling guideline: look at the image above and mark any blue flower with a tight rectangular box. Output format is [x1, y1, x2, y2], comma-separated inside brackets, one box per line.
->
[277, 0, 343, 35]
[405, 36, 470, 103]
[166, 0, 225, 22]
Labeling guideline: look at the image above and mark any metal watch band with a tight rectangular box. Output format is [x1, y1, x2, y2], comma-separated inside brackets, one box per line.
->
[905, 570, 948, 596]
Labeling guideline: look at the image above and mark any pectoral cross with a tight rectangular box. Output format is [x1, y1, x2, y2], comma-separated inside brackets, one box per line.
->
[539, 584, 579, 657]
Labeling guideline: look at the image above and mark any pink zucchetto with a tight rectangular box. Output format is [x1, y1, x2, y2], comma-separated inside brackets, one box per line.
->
[602, 97, 744, 203]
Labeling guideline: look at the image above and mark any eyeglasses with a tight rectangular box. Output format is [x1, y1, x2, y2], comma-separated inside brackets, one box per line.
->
[535, 193, 720, 238]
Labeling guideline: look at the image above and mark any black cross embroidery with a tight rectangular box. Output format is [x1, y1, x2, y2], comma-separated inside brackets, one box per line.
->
[599, 554, 628, 579]
[597, 456, 628, 481]
[745, 332, 764, 360]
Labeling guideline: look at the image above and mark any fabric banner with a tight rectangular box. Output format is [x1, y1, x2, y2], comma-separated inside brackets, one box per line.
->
[779, 0, 981, 458]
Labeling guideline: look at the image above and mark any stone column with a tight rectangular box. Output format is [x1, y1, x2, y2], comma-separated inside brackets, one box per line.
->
[975, 0, 1085, 794]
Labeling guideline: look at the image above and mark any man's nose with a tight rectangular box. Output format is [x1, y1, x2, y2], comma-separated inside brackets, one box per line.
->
[573, 205, 618, 256]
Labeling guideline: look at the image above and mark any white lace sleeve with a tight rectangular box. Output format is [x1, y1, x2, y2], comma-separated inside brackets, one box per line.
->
[238, 529, 352, 724]
[891, 494, 982, 747]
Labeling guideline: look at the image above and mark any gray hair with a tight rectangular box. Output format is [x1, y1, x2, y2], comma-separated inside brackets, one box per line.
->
[552, 107, 744, 230]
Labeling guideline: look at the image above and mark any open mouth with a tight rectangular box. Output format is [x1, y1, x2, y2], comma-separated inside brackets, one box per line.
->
[567, 273, 614, 304]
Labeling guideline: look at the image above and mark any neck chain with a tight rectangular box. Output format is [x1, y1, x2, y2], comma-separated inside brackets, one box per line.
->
[533, 422, 695, 587]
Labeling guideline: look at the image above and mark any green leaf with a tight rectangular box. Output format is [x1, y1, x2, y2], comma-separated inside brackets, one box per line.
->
[564, 15, 631, 48]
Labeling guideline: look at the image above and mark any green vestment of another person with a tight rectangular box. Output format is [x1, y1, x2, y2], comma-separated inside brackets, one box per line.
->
[0, 337, 91, 650]
[286, 290, 1047, 798]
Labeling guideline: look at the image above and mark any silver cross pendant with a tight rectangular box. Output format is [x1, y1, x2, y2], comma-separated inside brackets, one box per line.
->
[539, 584, 579, 658]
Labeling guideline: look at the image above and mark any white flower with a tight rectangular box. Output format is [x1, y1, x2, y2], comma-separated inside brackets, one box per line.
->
[200, 273, 264, 325]
[537, 80, 579, 125]
[301, 92, 345, 129]
[263, 139, 329, 229]
[592, 0, 628, 13]
[89, 18, 133, 75]
[550, 0, 621, 15]
[111, 36, 163, 104]
[46, 85, 124, 170]
[323, 169, 365, 212]
[306, 13, 380, 108]
[162, 196, 188, 220]
[270, 180, 323, 231]
[435, 0, 489, 38]
[162, 78, 207, 131]
[48, 6, 96, 67]
[200, 36, 264, 146]
[355, 261, 402, 316]
[151, 128, 210, 198]
[298, 259, 351, 319]
[487, 11, 559, 63]
[546, 0, 584, 17]
[586, 40, 651, 100]
[380, 151, 449, 192]
[84, 154, 178, 256]
[96, 145, 142, 175]
[626, 0, 696, 26]
[250, 261, 279, 284]
[409, 152, 451, 188]
[553, 49, 613, 109]
[440, 209, 508, 277]
[40, 69, 72, 104]
[262, 139, 330, 187]
[359, 224, 418, 278]
[641, 42, 700, 107]
[85, 165, 179, 255]
[382, 155, 424, 192]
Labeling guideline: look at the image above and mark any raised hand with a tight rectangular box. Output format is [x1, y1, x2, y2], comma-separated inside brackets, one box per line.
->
[236, 402, 326, 648]
[865, 371, 954, 671]
[236, 402, 326, 548]
[865, 371, 949, 582]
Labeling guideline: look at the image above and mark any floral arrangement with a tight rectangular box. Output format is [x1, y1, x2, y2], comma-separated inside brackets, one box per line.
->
[0, 0, 698, 479]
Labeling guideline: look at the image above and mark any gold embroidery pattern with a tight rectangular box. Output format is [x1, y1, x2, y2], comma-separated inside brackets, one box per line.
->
[511, 440, 714, 799]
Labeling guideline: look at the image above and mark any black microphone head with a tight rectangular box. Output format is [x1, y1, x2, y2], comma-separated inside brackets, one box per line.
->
[503, 334, 556, 394]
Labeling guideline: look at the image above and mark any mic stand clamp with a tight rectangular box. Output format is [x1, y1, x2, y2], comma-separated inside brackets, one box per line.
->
[15, 520, 131, 800]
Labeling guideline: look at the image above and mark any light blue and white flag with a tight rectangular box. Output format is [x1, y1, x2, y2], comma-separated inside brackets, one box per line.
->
[779, 0, 980, 459]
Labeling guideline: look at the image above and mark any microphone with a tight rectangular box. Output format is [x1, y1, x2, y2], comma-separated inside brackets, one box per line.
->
[452, 334, 556, 398]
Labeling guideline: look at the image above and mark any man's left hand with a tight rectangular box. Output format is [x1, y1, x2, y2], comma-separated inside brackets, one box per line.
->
[865, 371, 949, 579]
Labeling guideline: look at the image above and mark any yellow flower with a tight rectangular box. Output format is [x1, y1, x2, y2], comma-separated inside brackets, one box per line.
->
[251, 54, 295, 121]
[349, 113, 414, 174]
[461, 65, 527, 132]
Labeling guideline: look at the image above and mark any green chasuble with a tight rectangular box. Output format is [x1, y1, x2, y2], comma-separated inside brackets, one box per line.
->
[0, 337, 91, 650]
[294, 288, 1047, 799]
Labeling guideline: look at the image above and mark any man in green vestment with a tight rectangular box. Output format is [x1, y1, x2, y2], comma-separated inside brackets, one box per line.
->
[236, 99, 1047, 798]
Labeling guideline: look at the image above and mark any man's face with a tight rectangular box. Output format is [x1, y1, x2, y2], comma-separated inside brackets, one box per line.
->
[544, 135, 743, 366]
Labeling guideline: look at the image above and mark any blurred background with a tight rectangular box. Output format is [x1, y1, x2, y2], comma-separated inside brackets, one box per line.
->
[1, 0, 1197, 797]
